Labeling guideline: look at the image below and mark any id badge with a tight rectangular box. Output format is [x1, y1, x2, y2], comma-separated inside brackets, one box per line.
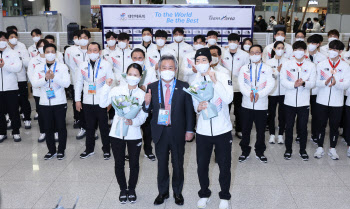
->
[88, 84, 97, 95]
[46, 88, 56, 99]
[157, 108, 170, 126]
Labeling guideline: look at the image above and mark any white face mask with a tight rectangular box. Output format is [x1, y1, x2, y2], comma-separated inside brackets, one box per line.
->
[107, 39, 116, 47]
[208, 38, 217, 45]
[9, 38, 17, 45]
[0, 41, 7, 49]
[33, 36, 41, 43]
[79, 39, 89, 46]
[73, 39, 79, 45]
[156, 39, 166, 47]
[88, 53, 100, 61]
[275, 36, 285, 42]
[250, 54, 261, 63]
[328, 37, 338, 43]
[174, 36, 183, 42]
[134, 60, 144, 66]
[195, 63, 210, 74]
[275, 49, 284, 57]
[243, 45, 251, 51]
[308, 44, 317, 52]
[118, 41, 127, 49]
[295, 38, 304, 42]
[38, 47, 44, 54]
[211, 57, 219, 64]
[193, 44, 204, 50]
[228, 43, 238, 50]
[142, 35, 152, 42]
[160, 70, 175, 81]
[126, 76, 141, 86]
[328, 50, 339, 59]
[294, 51, 305, 59]
[45, 53, 56, 62]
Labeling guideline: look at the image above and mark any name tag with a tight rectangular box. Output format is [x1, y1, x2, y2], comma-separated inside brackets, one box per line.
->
[157, 108, 170, 126]
[46, 88, 56, 99]
[88, 84, 96, 95]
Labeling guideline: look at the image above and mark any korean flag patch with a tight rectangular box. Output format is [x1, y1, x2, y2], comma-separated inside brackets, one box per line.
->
[228, 80, 232, 86]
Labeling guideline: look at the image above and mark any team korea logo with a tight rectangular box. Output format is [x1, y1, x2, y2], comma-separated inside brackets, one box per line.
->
[120, 13, 127, 21]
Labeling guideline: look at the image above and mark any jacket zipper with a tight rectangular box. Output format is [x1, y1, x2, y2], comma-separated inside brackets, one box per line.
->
[122, 50, 125, 73]
[328, 77, 332, 106]
[92, 64, 95, 105]
[48, 65, 51, 106]
[278, 59, 280, 96]
[204, 75, 213, 136]
[177, 43, 180, 79]
[296, 72, 299, 107]
[1, 52, 3, 91]
[253, 64, 257, 110]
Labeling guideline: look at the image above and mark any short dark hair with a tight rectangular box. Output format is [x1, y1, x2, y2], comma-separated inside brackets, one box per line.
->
[0, 31, 7, 39]
[80, 30, 91, 38]
[228, 33, 240, 42]
[6, 30, 18, 38]
[64, 45, 70, 51]
[105, 31, 117, 39]
[142, 27, 153, 35]
[131, 48, 145, 58]
[292, 41, 307, 50]
[313, 17, 319, 21]
[207, 30, 219, 37]
[258, 15, 263, 18]
[73, 30, 81, 38]
[306, 17, 311, 21]
[127, 63, 143, 76]
[209, 45, 222, 56]
[307, 35, 319, 44]
[295, 30, 306, 37]
[329, 40, 345, 51]
[271, 16, 275, 19]
[194, 35, 205, 43]
[31, 28, 42, 36]
[118, 32, 130, 41]
[87, 42, 101, 50]
[154, 30, 168, 39]
[36, 39, 49, 49]
[314, 34, 323, 43]
[6, 25, 18, 32]
[271, 41, 284, 58]
[328, 29, 340, 38]
[173, 27, 184, 35]
[45, 34, 55, 42]
[43, 43, 57, 53]
[249, 44, 263, 53]
[275, 28, 286, 35]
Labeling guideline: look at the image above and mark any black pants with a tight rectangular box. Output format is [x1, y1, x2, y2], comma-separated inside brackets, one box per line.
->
[141, 112, 153, 155]
[72, 85, 86, 129]
[196, 131, 232, 200]
[233, 92, 243, 132]
[18, 81, 31, 121]
[310, 95, 317, 139]
[316, 104, 343, 148]
[155, 126, 185, 195]
[267, 95, 286, 136]
[285, 105, 309, 153]
[339, 96, 347, 129]
[345, 105, 350, 146]
[111, 137, 142, 191]
[0, 90, 20, 135]
[41, 104, 67, 153]
[34, 96, 44, 133]
[83, 104, 110, 153]
[240, 107, 267, 156]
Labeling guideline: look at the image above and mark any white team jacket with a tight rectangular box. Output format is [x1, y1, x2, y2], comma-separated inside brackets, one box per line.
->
[133, 42, 157, 54]
[28, 44, 38, 58]
[191, 69, 233, 136]
[341, 50, 350, 65]
[139, 64, 158, 89]
[265, 57, 289, 96]
[0, 47, 22, 91]
[102, 47, 118, 63]
[27, 55, 47, 97]
[280, 59, 316, 107]
[99, 84, 148, 139]
[64, 45, 79, 68]
[145, 45, 177, 72]
[238, 62, 275, 110]
[316, 58, 350, 107]
[305, 51, 327, 95]
[181, 50, 198, 84]
[320, 44, 329, 57]
[75, 58, 114, 105]
[262, 42, 293, 63]
[105, 47, 133, 86]
[221, 48, 250, 92]
[31, 61, 70, 106]
[168, 41, 194, 80]
[10, 44, 30, 82]
[68, 46, 88, 85]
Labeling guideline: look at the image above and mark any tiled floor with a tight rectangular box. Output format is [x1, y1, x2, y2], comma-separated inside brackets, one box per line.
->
[1, 99, 350, 209]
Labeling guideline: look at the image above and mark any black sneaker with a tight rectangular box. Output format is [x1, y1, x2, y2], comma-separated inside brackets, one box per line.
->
[80, 151, 95, 159]
[44, 152, 57, 160]
[284, 152, 292, 160]
[256, 155, 268, 163]
[238, 154, 249, 163]
[145, 153, 156, 161]
[299, 152, 309, 161]
[103, 153, 111, 160]
[128, 189, 137, 203]
[119, 190, 128, 204]
[125, 155, 129, 161]
[73, 120, 80, 129]
[57, 153, 65, 160]
[295, 136, 300, 144]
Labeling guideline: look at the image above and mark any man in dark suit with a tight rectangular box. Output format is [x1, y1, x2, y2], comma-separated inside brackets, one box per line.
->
[143, 54, 195, 206]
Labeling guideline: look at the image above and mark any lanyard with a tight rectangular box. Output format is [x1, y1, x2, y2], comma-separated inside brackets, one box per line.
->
[88, 59, 101, 79]
[158, 78, 176, 107]
[328, 58, 340, 69]
[44, 62, 57, 83]
[296, 62, 304, 67]
[250, 62, 263, 87]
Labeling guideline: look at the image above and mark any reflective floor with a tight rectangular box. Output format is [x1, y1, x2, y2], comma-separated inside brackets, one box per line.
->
[1, 99, 350, 209]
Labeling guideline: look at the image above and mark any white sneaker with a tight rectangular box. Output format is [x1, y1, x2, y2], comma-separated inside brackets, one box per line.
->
[38, 133, 46, 142]
[34, 112, 39, 119]
[328, 148, 339, 160]
[13, 134, 21, 142]
[339, 128, 344, 136]
[20, 113, 25, 119]
[76, 128, 86, 140]
[347, 147, 350, 158]
[7, 119, 11, 129]
[219, 199, 229, 209]
[24, 120, 31, 129]
[269, 135, 275, 144]
[54, 132, 59, 141]
[197, 198, 210, 208]
[277, 135, 284, 144]
[314, 147, 324, 159]
[5, 114, 9, 121]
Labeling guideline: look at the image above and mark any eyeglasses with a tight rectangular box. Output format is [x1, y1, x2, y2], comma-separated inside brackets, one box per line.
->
[249, 52, 262, 55]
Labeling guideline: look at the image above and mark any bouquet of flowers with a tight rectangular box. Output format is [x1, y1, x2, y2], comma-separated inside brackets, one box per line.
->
[111, 95, 142, 137]
[183, 81, 218, 120]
